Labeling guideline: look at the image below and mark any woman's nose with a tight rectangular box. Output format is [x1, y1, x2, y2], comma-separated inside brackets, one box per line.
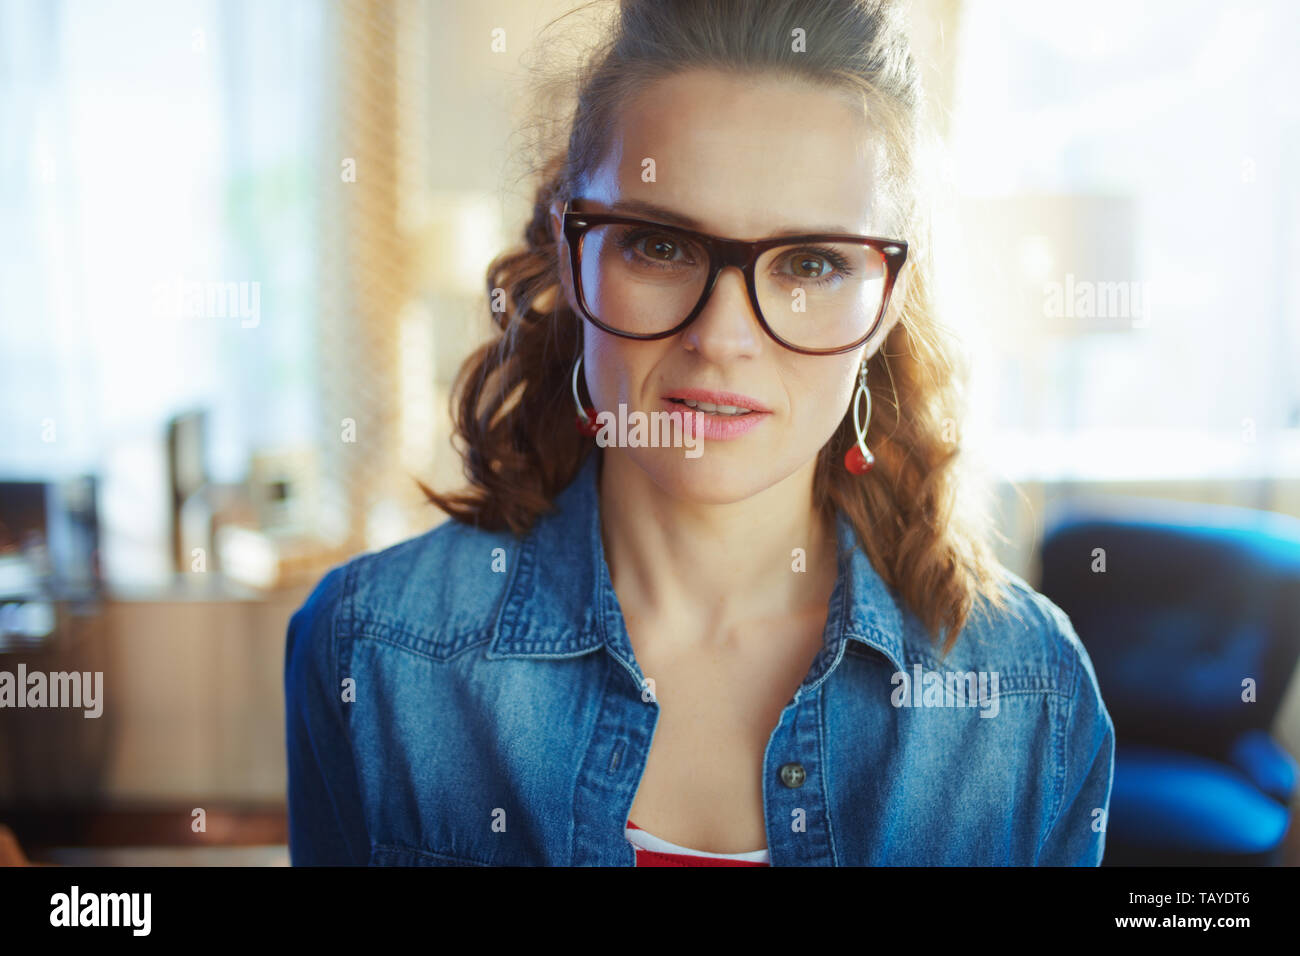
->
[681, 266, 763, 359]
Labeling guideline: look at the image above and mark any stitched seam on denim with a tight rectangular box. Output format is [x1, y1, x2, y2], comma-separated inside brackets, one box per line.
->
[1045, 598, 1076, 853]
[909, 672, 1064, 695]
[1040, 651, 1079, 862]
[483, 642, 601, 659]
[337, 561, 357, 739]
[489, 533, 527, 648]
[339, 561, 369, 863]
[825, 535, 855, 679]
[842, 647, 1068, 696]
[593, 498, 617, 654]
[370, 842, 492, 867]
[568, 656, 613, 865]
[969, 687, 1071, 699]
[348, 615, 491, 659]
[815, 682, 838, 865]
[496, 522, 538, 646]
[348, 630, 493, 664]
[904, 658, 1063, 692]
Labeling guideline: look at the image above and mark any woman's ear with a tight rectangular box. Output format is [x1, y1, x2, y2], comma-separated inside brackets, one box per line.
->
[863, 270, 908, 356]
[548, 198, 565, 248]
[548, 198, 580, 313]
[882, 263, 910, 329]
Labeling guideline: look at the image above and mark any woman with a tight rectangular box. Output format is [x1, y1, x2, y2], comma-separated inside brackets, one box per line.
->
[285, 0, 1114, 866]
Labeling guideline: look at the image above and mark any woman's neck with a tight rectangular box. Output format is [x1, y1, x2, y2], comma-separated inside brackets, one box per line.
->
[596, 450, 839, 645]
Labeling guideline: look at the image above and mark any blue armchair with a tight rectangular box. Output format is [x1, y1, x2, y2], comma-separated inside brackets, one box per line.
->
[1038, 498, 1300, 865]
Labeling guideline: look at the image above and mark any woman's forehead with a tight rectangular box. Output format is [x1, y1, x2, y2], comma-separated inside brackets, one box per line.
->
[591, 68, 883, 237]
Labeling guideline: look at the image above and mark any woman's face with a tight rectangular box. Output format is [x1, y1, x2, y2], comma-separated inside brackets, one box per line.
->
[551, 68, 901, 505]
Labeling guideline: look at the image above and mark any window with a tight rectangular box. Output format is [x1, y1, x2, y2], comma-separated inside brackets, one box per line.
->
[941, 0, 1300, 481]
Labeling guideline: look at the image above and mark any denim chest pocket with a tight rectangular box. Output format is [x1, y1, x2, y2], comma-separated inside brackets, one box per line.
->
[342, 633, 594, 868]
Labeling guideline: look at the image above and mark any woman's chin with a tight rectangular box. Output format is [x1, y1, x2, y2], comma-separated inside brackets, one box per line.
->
[610, 446, 795, 506]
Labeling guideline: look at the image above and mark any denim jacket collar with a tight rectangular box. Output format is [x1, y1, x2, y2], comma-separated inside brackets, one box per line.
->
[486, 452, 907, 684]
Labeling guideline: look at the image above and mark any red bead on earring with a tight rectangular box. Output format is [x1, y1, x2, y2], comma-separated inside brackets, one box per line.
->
[576, 406, 600, 437]
[844, 445, 874, 474]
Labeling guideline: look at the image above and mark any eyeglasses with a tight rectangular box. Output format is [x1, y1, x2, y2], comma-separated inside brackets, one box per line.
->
[560, 199, 907, 355]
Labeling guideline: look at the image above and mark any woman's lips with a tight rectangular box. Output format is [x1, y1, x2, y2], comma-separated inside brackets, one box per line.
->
[659, 397, 770, 442]
[661, 387, 771, 413]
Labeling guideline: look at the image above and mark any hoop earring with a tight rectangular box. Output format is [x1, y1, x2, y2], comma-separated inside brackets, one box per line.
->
[572, 355, 600, 437]
[844, 360, 875, 474]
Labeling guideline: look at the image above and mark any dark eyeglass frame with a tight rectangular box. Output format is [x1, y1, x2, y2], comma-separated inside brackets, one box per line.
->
[560, 198, 909, 356]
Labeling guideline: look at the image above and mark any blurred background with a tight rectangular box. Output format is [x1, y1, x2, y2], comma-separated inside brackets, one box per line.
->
[0, 0, 1297, 865]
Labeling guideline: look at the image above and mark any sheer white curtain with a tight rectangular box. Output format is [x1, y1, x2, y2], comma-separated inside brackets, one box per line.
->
[0, 0, 326, 589]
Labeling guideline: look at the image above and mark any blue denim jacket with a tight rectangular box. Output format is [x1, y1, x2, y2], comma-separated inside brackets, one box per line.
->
[285, 452, 1114, 866]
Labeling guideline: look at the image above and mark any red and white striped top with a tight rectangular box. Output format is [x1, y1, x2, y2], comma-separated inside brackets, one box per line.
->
[625, 819, 770, 866]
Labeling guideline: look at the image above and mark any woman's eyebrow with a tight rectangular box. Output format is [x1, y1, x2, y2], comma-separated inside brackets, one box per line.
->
[605, 197, 855, 237]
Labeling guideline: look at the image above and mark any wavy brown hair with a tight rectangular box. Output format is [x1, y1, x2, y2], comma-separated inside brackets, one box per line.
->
[420, 0, 1013, 657]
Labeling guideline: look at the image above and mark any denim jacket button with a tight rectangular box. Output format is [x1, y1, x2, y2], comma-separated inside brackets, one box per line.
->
[779, 762, 806, 788]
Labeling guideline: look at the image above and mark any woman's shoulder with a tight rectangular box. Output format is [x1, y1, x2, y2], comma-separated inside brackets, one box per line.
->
[894, 564, 1105, 706]
[287, 517, 523, 659]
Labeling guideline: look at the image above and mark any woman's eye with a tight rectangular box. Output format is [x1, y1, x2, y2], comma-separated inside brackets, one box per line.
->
[788, 253, 832, 278]
[779, 250, 841, 279]
[615, 228, 698, 267]
[638, 234, 681, 261]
